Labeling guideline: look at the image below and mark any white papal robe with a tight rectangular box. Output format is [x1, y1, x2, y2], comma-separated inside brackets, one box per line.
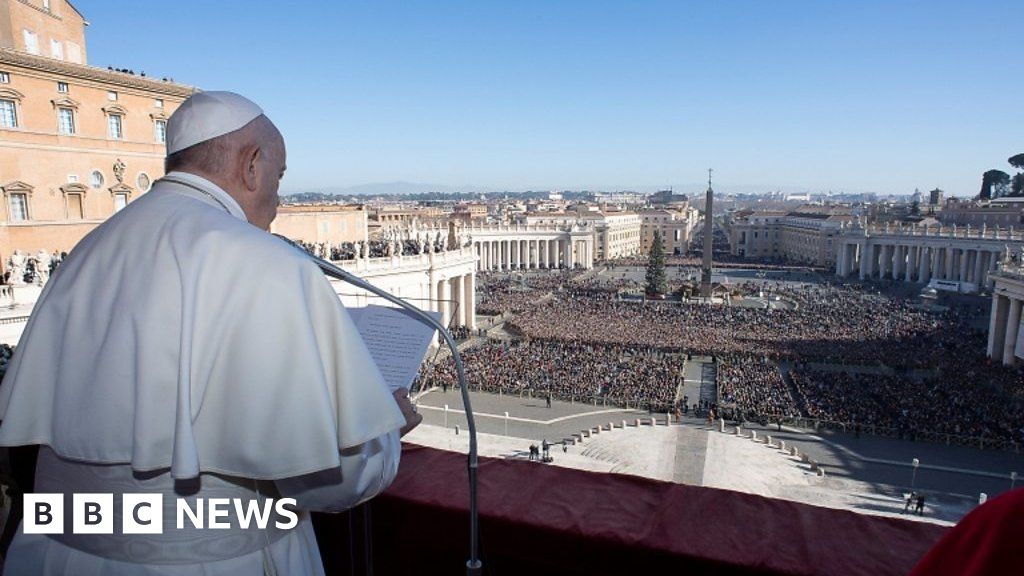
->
[0, 171, 407, 575]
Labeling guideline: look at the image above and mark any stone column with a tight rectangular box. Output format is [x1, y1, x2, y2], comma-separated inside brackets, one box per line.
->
[905, 245, 916, 282]
[451, 275, 465, 326]
[1003, 298, 1022, 366]
[429, 274, 439, 313]
[918, 246, 929, 283]
[959, 249, 969, 283]
[944, 247, 954, 280]
[465, 272, 476, 330]
[438, 278, 451, 328]
[972, 250, 983, 286]
[892, 245, 902, 280]
[859, 242, 869, 279]
[836, 243, 847, 277]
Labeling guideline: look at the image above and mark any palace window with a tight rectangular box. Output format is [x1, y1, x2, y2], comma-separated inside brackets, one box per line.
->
[23, 30, 38, 55]
[57, 81, 68, 93]
[9, 193, 28, 222]
[107, 91, 118, 101]
[67, 193, 83, 219]
[50, 39, 63, 60]
[154, 119, 166, 143]
[66, 42, 82, 64]
[90, 171, 104, 189]
[43, 0, 51, 10]
[0, 99, 17, 128]
[113, 193, 128, 212]
[154, 98, 163, 108]
[137, 173, 151, 191]
[0, 72, 9, 84]
[107, 114, 123, 139]
[58, 107, 75, 134]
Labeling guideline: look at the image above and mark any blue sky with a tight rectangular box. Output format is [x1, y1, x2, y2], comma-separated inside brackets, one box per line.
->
[79, 1, 1022, 195]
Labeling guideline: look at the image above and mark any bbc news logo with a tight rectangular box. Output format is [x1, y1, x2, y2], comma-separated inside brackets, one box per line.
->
[24, 494, 299, 534]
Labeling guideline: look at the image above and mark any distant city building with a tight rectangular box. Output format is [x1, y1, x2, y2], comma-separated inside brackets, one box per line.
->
[271, 204, 368, 246]
[590, 191, 646, 206]
[724, 207, 853, 267]
[929, 188, 944, 206]
[639, 207, 699, 255]
[370, 205, 444, 228]
[0, 0, 192, 257]
[938, 197, 1024, 228]
[649, 189, 688, 206]
[450, 202, 488, 223]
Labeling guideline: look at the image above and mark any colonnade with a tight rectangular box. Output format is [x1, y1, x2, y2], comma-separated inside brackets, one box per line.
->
[474, 236, 594, 271]
[836, 241, 1006, 290]
[988, 270, 1024, 366]
[428, 271, 476, 329]
[335, 246, 478, 330]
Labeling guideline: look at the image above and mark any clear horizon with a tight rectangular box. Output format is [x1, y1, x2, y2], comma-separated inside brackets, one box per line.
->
[79, 1, 1023, 197]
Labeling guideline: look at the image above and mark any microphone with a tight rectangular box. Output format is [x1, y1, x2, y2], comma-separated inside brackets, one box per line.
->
[274, 234, 483, 576]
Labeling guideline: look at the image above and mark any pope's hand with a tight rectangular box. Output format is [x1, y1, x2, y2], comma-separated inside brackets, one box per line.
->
[393, 389, 423, 437]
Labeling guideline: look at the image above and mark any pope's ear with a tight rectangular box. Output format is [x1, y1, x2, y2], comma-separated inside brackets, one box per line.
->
[240, 145, 261, 191]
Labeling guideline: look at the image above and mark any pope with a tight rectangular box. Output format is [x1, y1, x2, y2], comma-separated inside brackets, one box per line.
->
[0, 91, 421, 575]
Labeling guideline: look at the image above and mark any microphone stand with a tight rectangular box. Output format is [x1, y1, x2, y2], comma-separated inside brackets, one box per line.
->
[275, 235, 483, 575]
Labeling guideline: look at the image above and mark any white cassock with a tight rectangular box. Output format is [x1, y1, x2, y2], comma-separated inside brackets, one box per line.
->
[0, 171, 407, 575]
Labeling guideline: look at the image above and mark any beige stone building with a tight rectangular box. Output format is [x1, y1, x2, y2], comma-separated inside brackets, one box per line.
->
[270, 204, 369, 245]
[514, 207, 642, 261]
[0, 0, 192, 260]
[725, 208, 852, 267]
[639, 207, 699, 255]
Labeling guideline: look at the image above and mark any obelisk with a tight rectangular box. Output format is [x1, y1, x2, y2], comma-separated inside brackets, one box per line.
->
[700, 169, 714, 299]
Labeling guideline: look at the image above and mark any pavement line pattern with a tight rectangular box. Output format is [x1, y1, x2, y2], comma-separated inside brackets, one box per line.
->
[416, 404, 639, 425]
[775, 425, 1014, 480]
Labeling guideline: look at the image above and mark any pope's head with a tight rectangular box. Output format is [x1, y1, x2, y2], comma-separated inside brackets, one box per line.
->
[164, 91, 287, 230]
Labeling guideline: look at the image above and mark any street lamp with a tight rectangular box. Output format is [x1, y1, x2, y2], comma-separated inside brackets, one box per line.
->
[911, 458, 920, 491]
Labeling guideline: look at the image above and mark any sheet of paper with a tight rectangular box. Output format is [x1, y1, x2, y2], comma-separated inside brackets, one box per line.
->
[350, 304, 440, 392]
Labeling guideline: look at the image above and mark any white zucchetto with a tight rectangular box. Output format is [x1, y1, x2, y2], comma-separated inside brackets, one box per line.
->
[166, 91, 264, 154]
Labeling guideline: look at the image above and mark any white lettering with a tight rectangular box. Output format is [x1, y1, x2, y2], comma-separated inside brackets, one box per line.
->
[207, 498, 231, 529]
[274, 498, 299, 530]
[176, 498, 203, 529]
[233, 498, 274, 529]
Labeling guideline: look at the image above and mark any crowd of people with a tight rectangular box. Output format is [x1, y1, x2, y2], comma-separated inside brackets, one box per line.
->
[505, 283, 982, 368]
[787, 365, 1024, 445]
[420, 340, 682, 411]
[468, 270, 1024, 446]
[717, 356, 802, 422]
[4, 250, 65, 286]
[476, 270, 586, 315]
